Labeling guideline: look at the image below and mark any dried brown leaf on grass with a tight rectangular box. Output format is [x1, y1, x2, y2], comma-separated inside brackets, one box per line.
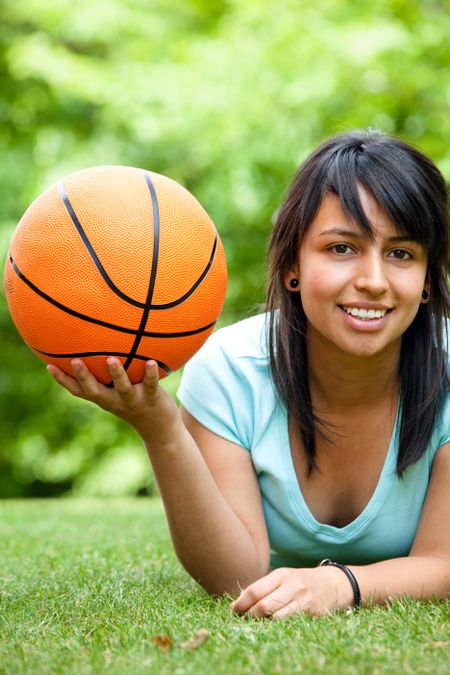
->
[152, 634, 173, 652]
[179, 628, 209, 649]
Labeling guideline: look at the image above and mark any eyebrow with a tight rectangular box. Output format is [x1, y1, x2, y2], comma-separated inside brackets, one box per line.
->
[318, 228, 417, 243]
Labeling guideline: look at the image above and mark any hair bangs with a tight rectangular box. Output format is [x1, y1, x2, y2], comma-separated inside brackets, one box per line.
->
[323, 148, 376, 241]
[356, 149, 439, 256]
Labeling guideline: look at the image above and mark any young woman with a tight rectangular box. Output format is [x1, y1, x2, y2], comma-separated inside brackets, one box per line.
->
[48, 130, 450, 618]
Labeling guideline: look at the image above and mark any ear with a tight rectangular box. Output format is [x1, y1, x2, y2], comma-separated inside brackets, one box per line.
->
[283, 266, 300, 292]
[420, 271, 431, 305]
[420, 289, 430, 304]
[420, 276, 431, 304]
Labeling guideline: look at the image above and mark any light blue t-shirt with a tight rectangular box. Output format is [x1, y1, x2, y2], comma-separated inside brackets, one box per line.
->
[177, 313, 450, 569]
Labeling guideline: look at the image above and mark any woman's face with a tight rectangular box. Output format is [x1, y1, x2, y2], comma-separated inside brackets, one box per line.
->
[285, 190, 429, 360]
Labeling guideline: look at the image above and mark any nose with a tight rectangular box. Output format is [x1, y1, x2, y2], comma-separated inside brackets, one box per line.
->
[354, 251, 389, 296]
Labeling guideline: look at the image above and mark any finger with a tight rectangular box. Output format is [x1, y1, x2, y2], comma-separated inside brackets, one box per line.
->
[271, 597, 326, 619]
[106, 358, 135, 398]
[70, 359, 103, 399]
[271, 600, 304, 620]
[142, 360, 160, 394]
[230, 571, 282, 614]
[242, 586, 293, 619]
[47, 364, 85, 398]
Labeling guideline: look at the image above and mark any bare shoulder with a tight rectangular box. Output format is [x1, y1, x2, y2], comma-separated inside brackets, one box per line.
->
[180, 405, 270, 571]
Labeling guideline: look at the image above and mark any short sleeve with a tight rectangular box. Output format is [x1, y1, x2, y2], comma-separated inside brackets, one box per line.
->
[177, 331, 253, 450]
[436, 391, 450, 449]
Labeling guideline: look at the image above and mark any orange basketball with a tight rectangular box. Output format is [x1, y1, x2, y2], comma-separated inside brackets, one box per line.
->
[4, 166, 227, 383]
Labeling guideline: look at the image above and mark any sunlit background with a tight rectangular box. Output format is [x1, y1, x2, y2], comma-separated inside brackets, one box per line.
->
[1, 0, 449, 498]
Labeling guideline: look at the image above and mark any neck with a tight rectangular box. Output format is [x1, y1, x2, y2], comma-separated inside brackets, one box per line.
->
[307, 329, 401, 412]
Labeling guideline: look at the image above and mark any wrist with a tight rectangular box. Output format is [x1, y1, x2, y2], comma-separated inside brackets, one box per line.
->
[141, 415, 187, 453]
[319, 559, 361, 610]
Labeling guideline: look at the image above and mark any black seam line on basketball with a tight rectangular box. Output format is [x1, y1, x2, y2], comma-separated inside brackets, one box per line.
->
[32, 347, 171, 373]
[57, 181, 218, 310]
[153, 233, 218, 309]
[121, 172, 160, 372]
[8, 254, 216, 337]
[57, 182, 143, 309]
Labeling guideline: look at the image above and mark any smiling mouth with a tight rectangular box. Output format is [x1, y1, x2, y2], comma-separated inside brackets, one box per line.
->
[339, 306, 393, 320]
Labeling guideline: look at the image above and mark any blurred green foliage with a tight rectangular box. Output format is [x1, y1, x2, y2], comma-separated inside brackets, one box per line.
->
[1, 0, 449, 497]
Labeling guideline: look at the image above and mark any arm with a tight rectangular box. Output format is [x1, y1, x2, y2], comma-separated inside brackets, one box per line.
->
[48, 358, 270, 595]
[169, 408, 270, 594]
[346, 440, 450, 604]
[231, 442, 450, 618]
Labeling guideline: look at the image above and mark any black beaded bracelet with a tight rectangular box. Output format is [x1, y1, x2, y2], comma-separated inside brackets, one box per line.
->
[319, 558, 361, 609]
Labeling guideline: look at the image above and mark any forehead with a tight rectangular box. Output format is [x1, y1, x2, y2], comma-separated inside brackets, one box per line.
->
[305, 190, 401, 241]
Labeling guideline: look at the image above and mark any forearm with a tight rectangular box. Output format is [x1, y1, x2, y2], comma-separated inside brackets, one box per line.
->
[49, 358, 265, 595]
[144, 424, 267, 596]
[347, 555, 450, 606]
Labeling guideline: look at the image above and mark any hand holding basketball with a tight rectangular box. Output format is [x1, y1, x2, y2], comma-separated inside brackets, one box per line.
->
[48, 357, 181, 445]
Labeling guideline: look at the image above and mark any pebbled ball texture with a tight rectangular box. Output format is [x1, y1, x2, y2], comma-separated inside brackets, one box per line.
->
[4, 165, 227, 383]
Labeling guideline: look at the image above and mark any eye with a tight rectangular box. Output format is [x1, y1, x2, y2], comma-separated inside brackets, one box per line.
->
[388, 249, 413, 260]
[329, 244, 354, 255]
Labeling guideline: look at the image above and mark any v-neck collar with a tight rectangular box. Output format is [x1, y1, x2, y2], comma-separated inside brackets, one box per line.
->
[278, 403, 400, 540]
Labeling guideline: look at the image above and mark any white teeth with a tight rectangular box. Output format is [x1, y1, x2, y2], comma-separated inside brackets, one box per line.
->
[344, 307, 387, 320]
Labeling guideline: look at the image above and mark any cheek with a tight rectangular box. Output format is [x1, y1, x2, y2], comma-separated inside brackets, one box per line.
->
[299, 272, 339, 325]
[300, 267, 344, 301]
[395, 271, 427, 304]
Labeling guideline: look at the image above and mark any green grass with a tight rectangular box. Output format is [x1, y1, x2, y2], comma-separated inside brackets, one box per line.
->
[0, 500, 448, 674]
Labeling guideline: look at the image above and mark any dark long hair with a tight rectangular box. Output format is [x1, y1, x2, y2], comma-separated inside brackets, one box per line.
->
[266, 130, 450, 475]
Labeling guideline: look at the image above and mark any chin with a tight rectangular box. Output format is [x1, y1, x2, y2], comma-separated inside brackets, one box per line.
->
[340, 337, 398, 359]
